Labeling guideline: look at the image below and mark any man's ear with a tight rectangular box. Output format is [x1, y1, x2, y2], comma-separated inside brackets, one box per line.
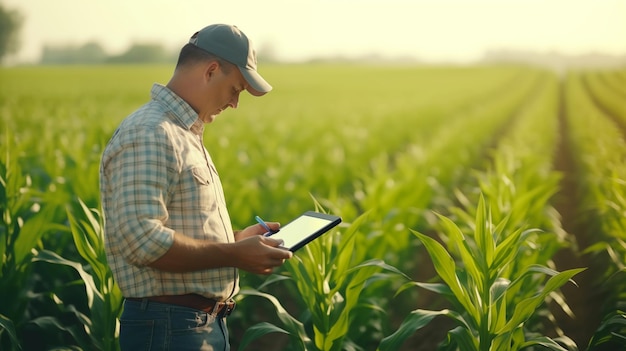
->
[204, 61, 220, 81]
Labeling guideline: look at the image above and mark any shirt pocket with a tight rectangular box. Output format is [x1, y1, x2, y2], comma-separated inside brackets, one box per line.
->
[191, 167, 212, 186]
[188, 166, 217, 212]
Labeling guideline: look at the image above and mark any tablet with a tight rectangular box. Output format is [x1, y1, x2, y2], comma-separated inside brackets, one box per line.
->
[267, 211, 342, 252]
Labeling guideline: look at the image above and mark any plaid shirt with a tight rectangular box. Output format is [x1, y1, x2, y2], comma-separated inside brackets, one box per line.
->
[100, 84, 238, 300]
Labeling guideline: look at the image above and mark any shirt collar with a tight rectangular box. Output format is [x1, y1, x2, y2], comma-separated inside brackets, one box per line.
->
[151, 83, 204, 135]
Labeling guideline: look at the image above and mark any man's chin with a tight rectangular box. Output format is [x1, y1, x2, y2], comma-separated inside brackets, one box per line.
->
[200, 113, 219, 123]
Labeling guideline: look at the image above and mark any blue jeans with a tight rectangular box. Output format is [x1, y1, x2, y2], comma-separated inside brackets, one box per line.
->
[119, 299, 230, 351]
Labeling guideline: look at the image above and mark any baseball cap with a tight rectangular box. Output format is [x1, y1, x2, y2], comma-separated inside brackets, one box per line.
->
[189, 24, 272, 96]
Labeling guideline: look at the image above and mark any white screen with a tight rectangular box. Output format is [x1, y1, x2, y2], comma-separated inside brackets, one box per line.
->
[270, 215, 333, 250]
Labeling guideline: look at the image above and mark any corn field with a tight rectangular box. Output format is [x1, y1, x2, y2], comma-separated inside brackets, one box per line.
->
[1, 64, 625, 351]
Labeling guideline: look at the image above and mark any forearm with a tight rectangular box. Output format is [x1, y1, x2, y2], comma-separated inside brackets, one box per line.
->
[148, 227, 292, 275]
[148, 232, 236, 273]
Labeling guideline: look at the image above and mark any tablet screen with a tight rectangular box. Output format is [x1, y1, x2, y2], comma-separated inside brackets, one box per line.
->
[269, 212, 341, 251]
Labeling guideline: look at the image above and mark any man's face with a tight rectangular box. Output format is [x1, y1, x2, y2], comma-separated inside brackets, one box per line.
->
[199, 62, 247, 123]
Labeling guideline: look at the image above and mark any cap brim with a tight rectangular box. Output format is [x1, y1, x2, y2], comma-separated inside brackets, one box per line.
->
[239, 68, 272, 97]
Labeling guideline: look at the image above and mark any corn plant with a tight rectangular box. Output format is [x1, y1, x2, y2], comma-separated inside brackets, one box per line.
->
[586, 302, 626, 350]
[236, 288, 313, 351]
[32, 199, 122, 351]
[0, 144, 67, 350]
[238, 208, 410, 351]
[380, 195, 583, 351]
[347, 69, 541, 273]
[448, 73, 575, 337]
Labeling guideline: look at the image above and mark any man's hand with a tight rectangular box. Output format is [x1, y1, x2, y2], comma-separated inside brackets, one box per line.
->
[234, 221, 280, 241]
[230, 235, 292, 275]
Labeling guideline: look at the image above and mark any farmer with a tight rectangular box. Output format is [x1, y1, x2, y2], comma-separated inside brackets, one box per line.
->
[99, 24, 292, 350]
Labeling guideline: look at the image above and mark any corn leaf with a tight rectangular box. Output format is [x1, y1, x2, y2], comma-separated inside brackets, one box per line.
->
[491, 228, 536, 276]
[435, 213, 484, 294]
[13, 206, 66, 267]
[499, 268, 585, 333]
[238, 322, 289, 351]
[237, 288, 311, 351]
[32, 249, 102, 307]
[490, 278, 510, 331]
[66, 202, 104, 283]
[28, 316, 90, 349]
[333, 211, 370, 281]
[411, 230, 477, 319]
[474, 194, 494, 271]
[395, 281, 453, 298]
[519, 336, 572, 351]
[444, 325, 479, 351]
[378, 309, 450, 351]
[0, 313, 21, 351]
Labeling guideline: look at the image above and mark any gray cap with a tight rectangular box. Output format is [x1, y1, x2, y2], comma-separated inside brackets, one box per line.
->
[189, 24, 272, 96]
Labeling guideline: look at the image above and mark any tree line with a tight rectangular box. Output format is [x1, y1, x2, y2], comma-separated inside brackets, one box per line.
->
[0, 4, 177, 65]
[40, 42, 178, 65]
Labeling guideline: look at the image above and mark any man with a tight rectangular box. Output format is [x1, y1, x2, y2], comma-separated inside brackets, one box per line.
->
[100, 24, 292, 350]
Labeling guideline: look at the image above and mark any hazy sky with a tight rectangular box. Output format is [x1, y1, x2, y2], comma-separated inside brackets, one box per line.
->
[4, 0, 626, 64]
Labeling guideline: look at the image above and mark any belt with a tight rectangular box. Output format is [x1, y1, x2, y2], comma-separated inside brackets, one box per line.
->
[126, 294, 236, 317]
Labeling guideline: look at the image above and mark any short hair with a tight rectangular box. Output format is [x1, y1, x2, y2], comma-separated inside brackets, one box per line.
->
[175, 43, 234, 73]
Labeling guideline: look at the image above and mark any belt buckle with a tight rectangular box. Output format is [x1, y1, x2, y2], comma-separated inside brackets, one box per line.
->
[212, 300, 235, 318]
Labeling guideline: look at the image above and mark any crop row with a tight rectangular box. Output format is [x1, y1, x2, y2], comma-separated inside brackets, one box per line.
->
[561, 69, 626, 350]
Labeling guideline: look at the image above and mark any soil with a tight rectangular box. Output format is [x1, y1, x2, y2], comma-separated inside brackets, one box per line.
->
[549, 79, 605, 350]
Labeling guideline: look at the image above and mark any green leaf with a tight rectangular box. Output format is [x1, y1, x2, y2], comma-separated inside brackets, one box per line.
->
[411, 230, 476, 319]
[378, 309, 449, 351]
[490, 277, 510, 303]
[346, 259, 411, 283]
[491, 227, 532, 275]
[28, 316, 91, 349]
[0, 313, 22, 350]
[474, 194, 494, 270]
[332, 211, 371, 280]
[256, 274, 292, 291]
[491, 331, 513, 351]
[520, 336, 571, 351]
[284, 254, 323, 323]
[490, 278, 510, 331]
[238, 289, 310, 351]
[444, 326, 479, 351]
[67, 209, 101, 278]
[436, 212, 484, 293]
[238, 322, 289, 351]
[397, 281, 453, 297]
[589, 309, 626, 348]
[323, 259, 404, 350]
[13, 205, 67, 266]
[500, 268, 585, 333]
[32, 249, 102, 307]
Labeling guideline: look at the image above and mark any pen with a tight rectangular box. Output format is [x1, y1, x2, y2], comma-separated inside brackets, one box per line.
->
[255, 215, 277, 236]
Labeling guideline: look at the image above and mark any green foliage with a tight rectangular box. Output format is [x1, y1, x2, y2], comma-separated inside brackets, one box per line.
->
[2, 64, 626, 350]
[381, 195, 584, 351]
[238, 289, 312, 351]
[0, 142, 66, 350]
[239, 210, 411, 350]
[564, 70, 626, 348]
[0, 314, 20, 350]
[31, 199, 122, 351]
[587, 304, 626, 350]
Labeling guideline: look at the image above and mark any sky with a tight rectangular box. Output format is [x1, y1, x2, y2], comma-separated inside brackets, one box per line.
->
[4, 0, 626, 64]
